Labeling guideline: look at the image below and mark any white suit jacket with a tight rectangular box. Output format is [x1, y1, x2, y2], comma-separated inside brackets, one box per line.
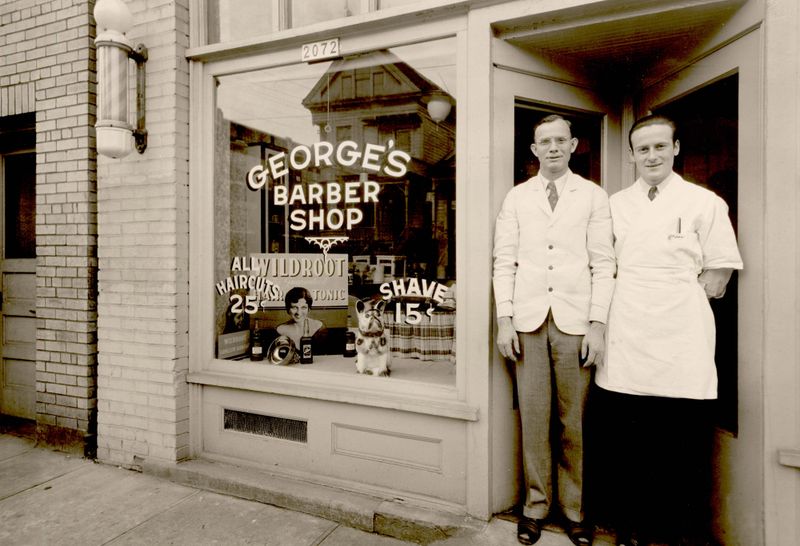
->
[493, 171, 615, 335]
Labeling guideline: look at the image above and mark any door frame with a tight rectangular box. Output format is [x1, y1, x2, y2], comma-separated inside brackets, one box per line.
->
[0, 148, 37, 419]
[637, 28, 763, 545]
[489, 43, 622, 513]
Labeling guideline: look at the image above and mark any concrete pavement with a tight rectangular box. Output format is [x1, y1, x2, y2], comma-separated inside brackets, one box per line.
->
[0, 429, 614, 545]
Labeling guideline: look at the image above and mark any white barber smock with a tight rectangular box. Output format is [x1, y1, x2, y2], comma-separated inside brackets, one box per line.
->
[596, 174, 743, 400]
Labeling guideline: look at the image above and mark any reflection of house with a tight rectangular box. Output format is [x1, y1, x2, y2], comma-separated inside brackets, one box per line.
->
[301, 51, 456, 278]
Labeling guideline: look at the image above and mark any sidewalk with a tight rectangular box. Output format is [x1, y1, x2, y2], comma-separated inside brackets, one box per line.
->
[0, 428, 614, 545]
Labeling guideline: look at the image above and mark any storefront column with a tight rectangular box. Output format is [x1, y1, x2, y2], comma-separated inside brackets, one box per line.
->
[95, 0, 191, 467]
[763, 0, 800, 544]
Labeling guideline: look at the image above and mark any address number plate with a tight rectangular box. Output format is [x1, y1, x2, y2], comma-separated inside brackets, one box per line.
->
[301, 38, 340, 63]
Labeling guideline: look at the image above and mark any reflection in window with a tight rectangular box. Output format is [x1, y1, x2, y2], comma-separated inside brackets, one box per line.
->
[208, 0, 275, 44]
[290, 0, 362, 28]
[207, 0, 430, 45]
[213, 39, 457, 384]
[379, 0, 424, 8]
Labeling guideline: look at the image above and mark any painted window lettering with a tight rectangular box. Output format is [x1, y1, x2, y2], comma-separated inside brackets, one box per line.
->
[245, 140, 411, 191]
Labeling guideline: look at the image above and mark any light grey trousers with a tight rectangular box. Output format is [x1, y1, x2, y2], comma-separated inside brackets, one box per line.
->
[516, 312, 591, 523]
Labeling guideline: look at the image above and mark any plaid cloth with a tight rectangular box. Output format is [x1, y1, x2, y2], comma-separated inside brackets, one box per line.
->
[385, 309, 456, 362]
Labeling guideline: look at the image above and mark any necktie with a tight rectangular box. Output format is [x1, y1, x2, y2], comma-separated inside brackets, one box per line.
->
[547, 181, 558, 210]
[648, 185, 658, 201]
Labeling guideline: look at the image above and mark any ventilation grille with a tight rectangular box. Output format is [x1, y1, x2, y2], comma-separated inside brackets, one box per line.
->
[223, 409, 308, 443]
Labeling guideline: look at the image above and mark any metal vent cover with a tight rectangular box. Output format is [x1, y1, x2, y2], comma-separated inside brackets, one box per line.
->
[223, 409, 308, 443]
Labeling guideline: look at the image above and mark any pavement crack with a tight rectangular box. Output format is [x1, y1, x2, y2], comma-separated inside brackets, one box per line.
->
[99, 489, 202, 545]
[310, 522, 339, 545]
[0, 462, 89, 502]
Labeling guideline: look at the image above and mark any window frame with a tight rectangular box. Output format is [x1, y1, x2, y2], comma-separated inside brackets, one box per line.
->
[188, 9, 473, 418]
[200, 1, 472, 47]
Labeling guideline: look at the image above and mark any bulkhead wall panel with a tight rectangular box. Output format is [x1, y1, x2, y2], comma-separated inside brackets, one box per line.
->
[201, 385, 468, 507]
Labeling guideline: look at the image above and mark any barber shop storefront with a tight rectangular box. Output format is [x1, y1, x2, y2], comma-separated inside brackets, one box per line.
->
[194, 26, 469, 508]
[182, 2, 795, 542]
[4, 0, 797, 544]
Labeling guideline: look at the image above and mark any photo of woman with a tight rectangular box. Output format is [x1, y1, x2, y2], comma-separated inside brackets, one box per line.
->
[276, 286, 327, 349]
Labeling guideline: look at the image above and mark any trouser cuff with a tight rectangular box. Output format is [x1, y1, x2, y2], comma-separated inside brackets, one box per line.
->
[561, 506, 584, 524]
[522, 506, 549, 520]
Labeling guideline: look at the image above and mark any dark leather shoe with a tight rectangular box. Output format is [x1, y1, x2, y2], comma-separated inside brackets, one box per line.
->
[517, 516, 542, 545]
[566, 520, 593, 545]
[616, 529, 642, 546]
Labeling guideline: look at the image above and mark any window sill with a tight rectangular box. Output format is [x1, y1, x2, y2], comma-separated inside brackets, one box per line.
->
[189, 355, 477, 421]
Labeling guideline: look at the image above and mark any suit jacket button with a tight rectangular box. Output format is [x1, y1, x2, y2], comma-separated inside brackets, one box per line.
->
[548, 287, 553, 292]
[548, 245, 553, 250]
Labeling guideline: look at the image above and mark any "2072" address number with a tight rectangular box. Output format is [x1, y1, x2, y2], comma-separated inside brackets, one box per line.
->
[301, 38, 340, 63]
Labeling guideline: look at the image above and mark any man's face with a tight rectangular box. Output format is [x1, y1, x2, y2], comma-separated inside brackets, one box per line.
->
[629, 123, 680, 186]
[531, 120, 578, 179]
[289, 298, 309, 322]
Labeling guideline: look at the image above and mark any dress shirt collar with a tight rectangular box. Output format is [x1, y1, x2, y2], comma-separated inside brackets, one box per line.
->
[636, 171, 676, 196]
[539, 169, 570, 196]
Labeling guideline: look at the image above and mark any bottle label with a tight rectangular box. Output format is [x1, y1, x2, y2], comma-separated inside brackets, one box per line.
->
[300, 336, 313, 363]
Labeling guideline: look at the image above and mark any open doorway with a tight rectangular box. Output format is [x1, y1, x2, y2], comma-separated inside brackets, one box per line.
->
[0, 113, 37, 420]
[654, 74, 739, 434]
[514, 101, 603, 186]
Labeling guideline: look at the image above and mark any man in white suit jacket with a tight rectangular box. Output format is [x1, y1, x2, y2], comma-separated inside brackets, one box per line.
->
[493, 115, 615, 546]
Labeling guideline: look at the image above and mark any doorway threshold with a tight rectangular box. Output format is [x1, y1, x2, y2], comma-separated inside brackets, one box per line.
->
[0, 415, 35, 439]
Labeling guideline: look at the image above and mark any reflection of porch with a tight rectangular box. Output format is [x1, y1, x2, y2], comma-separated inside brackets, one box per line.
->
[385, 309, 455, 363]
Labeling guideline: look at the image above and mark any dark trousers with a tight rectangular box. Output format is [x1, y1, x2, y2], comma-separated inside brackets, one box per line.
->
[587, 386, 714, 541]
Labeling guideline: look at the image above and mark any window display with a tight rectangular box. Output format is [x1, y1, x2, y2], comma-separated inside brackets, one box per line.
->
[213, 38, 457, 382]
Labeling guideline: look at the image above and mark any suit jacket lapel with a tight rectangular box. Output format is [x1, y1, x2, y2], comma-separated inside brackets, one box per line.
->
[552, 172, 578, 218]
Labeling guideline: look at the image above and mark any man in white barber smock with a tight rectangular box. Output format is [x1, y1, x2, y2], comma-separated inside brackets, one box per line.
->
[593, 115, 742, 546]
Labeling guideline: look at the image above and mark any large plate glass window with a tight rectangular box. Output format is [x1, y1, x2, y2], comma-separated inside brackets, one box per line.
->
[207, 1, 429, 44]
[213, 38, 457, 385]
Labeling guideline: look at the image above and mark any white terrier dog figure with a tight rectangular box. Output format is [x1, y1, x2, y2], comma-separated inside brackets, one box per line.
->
[354, 299, 391, 376]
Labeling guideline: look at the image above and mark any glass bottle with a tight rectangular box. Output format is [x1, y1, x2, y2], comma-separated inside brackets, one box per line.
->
[250, 329, 264, 361]
[343, 329, 356, 357]
[299, 318, 313, 364]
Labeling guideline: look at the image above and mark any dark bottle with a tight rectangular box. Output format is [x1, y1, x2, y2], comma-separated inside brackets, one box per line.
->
[343, 330, 356, 358]
[299, 319, 313, 364]
[250, 329, 264, 361]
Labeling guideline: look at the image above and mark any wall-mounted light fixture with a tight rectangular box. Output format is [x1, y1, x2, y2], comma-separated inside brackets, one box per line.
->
[94, 0, 147, 158]
[425, 91, 453, 123]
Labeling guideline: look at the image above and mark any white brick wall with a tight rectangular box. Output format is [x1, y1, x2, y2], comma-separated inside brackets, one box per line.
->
[95, 0, 190, 466]
[2, 0, 98, 452]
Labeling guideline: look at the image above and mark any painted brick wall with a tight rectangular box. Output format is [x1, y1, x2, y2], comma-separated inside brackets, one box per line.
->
[95, 0, 190, 467]
[0, 0, 98, 455]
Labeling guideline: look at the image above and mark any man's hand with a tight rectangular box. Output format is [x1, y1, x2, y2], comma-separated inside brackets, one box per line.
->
[580, 321, 606, 367]
[497, 316, 520, 360]
[698, 268, 733, 299]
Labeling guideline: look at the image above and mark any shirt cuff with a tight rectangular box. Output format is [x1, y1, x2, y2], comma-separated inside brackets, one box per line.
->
[589, 304, 609, 324]
[496, 301, 513, 318]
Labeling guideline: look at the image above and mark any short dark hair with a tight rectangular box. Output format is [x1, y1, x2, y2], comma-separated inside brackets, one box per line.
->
[284, 286, 313, 310]
[533, 114, 572, 141]
[628, 114, 677, 149]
